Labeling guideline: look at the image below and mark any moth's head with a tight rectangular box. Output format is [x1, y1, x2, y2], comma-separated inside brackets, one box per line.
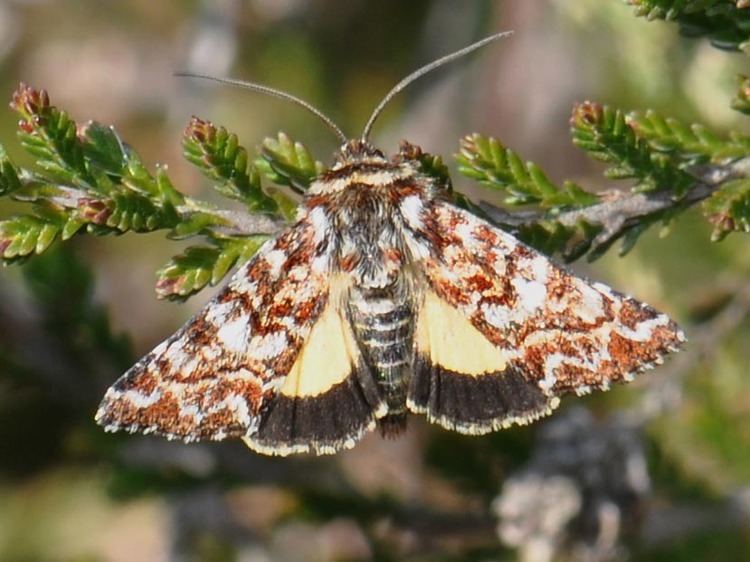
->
[332, 139, 387, 169]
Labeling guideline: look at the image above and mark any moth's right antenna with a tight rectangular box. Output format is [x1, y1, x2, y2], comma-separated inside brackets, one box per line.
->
[361, 31, 513, 142]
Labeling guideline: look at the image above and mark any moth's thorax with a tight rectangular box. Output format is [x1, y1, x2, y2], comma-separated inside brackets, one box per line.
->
[303, 144, 431, 289]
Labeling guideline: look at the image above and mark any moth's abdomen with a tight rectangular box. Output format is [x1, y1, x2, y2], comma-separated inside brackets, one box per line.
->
[348, 283, 414, 435]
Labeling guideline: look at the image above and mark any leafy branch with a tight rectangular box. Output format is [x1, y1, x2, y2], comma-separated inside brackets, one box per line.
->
[624, 0, 750, 50]
[155, 238, 266, 300]
[0, 83, 300, 299]
[458, 99, 750, 260]
[456, 134, 599, 208]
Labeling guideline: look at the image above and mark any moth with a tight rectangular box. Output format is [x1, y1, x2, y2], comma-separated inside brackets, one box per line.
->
[96, 33, 684, 456]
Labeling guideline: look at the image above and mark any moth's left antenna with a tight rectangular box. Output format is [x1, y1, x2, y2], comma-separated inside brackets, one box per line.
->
[361, 31, 513, 142]
[175, 72, 349, 144]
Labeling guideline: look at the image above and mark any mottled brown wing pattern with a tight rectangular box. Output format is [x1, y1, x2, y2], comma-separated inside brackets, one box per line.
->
[95, 215, 332, 442]
[403, 200, 684, 433]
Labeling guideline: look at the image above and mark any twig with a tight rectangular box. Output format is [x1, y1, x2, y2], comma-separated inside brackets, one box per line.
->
[181, 205, 285, 237]
[480, 157, 750, 257]
[41, 183, 287, 237]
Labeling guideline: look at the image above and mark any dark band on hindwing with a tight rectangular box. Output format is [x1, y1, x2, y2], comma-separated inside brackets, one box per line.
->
[408, 357, 557, 435]
[245, 361, 383, 456]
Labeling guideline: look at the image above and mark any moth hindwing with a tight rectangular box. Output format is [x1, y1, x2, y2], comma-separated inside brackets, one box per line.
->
[96, 139, 685, 456]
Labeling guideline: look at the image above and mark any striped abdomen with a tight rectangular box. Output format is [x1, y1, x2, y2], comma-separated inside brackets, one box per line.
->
[348, 282, 414, 435]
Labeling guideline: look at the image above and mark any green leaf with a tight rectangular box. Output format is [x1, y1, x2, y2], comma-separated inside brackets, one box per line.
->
[571, 101, 694, 196]
[0, 144, 22, 196]
[0, 213, 62, 263]
[413, 148, 453, 192]
[629, 109, 750, 164]
[703, 178, 750, 240]
[263, 186, 299, 221]
[455, 133, 599, 208]
[61, 217, 85, 240]
[257, 132, 326, 192]
[183, 116, 279, 213]
[156, 237, 267, 300]
[155, 166, 185, 207]
[626, 0, 750, 51]
[732, 74, 750, 115]
[11, 83, 93, 188]
[618, 221, 651, 256]
[79, 121, 126, 176]
[121, 146, 160, 198]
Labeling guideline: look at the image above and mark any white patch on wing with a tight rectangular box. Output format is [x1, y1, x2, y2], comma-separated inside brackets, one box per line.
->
[230, 280, 258, 302]
[512, 277, 547, 314]
[179, 404, 201, 421]
[616, 315, 669, 342]
[217, 315, 251, 353]
[308, 206, 330, 243]
[529, 255, 549, 285]
[165, 338, 189, 367]
[400, 195, 424, 229]
[219, 394, 252, 427]
[537, 368, 557, 392]
[179, 357, 200, 378]
[249, 331, 288, 360]
[482, 302, 513, 330]
[123, 389, 162, 408]
[264, 250, 286, 276]
[490, 224, 518, 252]
[202, 346, 221, 361]
[592, 281, 617, 300]
[234, 368, 264, 388]
[455, 221, 477, 249]
[575, 281, 606, 323]
[204, 301, 237, 326]
[536, 345, 607, 391]
[540, 353, 567, 390]
[480, 265, 548, 325]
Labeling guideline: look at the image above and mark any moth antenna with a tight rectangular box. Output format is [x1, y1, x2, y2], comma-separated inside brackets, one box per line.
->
[361, 30, 513, 142]
[175, 72, 349, 144]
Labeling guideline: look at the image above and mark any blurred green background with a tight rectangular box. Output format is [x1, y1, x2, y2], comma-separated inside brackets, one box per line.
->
[2, 1, 750, 561]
